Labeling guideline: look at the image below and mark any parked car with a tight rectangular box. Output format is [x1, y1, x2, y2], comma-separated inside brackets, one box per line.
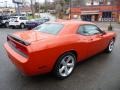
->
[4, 20, 116, 79]
[0, 15, 10, 28]
[9, 16, 28, 29]
[26, 18, 49, 29]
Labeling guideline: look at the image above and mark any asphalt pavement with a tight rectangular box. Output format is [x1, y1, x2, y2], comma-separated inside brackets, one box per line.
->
[0, 22, 120, 90]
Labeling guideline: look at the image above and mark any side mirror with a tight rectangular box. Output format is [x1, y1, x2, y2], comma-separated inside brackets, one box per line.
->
[101, 30, 106, 35]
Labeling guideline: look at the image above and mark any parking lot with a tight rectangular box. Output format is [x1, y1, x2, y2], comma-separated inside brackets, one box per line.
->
[0, 22, 120, 90]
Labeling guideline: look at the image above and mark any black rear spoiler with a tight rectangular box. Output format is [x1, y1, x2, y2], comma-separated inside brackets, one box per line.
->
[7, 34, 30, 46]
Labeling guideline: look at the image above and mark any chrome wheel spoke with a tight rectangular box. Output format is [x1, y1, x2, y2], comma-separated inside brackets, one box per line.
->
[61, 59, 67, 66]
[65, 67, 69, 75]
[67, 63, 74, 67]
[109, 41, 114, 51]
[66, 56, 72, 63]
[59, 66, 66, 73]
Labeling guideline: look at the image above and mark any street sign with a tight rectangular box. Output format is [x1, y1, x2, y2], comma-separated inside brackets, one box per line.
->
[12, 0, 23, 15]
[12, 0, 23, 4]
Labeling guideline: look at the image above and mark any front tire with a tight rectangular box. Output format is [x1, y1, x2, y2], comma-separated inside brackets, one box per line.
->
[105, 39, 115, 53]
[53, 52, 76, 79]
[20, 23, 25, 29]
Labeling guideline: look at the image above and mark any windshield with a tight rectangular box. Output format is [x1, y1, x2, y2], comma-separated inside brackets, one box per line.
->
[35, 18, 42, 21]
[35, 18, 46, 22]
[29, 18, 42, 22]
[34, 23, 63, 35]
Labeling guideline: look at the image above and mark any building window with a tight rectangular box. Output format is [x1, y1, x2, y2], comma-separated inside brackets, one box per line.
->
[102, 11, 113, 21]
[102, 12, 112, 18]
[99, 0, 104, 5]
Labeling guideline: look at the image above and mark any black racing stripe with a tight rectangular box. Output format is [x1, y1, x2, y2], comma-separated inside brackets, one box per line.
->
[7, 34, 30, 46]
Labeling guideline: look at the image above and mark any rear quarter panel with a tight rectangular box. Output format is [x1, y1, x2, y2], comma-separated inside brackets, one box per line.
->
[104, 31, 116, 44]
[28, 31, 116, 73]
[28, 34, 90, 72]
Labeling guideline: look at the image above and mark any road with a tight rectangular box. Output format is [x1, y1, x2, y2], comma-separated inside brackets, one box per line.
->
[0, 22, 120, 90]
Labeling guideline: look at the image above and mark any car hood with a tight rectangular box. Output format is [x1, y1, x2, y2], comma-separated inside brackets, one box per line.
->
[13, 30, 56, 43]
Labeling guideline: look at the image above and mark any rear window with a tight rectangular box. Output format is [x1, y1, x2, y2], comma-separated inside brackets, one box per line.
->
[0, 16, 9, 20]
[34, 23, 63, 35]
[10, 17, 18, 21]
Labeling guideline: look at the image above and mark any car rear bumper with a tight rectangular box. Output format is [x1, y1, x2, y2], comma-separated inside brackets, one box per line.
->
[4, 43, 48, 76]
[9, 22, 21, 28]
[9, 22, 20, 26]
[4, 43, 29, 74]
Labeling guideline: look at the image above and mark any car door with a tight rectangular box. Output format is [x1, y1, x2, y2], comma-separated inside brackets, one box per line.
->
[77, 24, 108, 58]
[19, 17, 28, 24]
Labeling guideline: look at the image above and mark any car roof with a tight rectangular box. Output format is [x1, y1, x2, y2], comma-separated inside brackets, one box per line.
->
[48, 20, 96, 35]
[55, 19, 95, 25]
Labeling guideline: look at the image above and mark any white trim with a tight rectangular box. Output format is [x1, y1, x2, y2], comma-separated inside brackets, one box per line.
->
[81, 11, 99, 15]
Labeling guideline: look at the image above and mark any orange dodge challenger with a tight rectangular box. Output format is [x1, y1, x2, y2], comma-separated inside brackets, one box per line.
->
[4, 20, 116, 79]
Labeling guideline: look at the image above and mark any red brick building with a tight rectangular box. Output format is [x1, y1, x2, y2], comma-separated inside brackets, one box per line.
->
[71, 0, 120, 22]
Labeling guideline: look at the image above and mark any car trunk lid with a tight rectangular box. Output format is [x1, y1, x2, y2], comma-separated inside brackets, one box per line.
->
[11, 30, 55, 43]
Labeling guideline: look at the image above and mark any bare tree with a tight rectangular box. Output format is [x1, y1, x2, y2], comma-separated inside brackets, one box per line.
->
[30, 0, 35, 18]
[34, 2, 40, 13]
[54, 0, 66, 19]
[22, 0, 28, 6]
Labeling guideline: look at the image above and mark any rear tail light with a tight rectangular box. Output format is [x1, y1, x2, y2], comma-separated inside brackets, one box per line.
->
[7, 34, 30, 46]
[8, 42, 28, 58]
[15, 20, 18, 22]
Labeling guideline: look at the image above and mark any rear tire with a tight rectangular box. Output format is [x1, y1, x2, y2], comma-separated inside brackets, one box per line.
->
[5, 22, 9, 28]
[105, 39, 115, 53]
[53, 52, 76, 79]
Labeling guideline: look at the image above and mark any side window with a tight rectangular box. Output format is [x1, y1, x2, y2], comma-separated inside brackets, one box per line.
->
[20, 17, 27, 20]
[78, 25, 101, 35]
[78, 26, 90, 35]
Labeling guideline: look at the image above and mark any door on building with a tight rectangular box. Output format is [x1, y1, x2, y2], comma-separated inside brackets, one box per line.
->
[81, 15, 92, 21]
[81, 14, 99, 21]
[95, 14, 99, 21]
[102, 11, 112, 21]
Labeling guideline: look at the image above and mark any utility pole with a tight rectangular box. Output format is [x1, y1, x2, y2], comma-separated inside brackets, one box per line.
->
[69, 0, 71, 19]
[65, 0, 72, 19]
[16, 2, 21, 15]
[45, 0, 48, 12]
[5, 1, 7, 8]
[30, 0, 35, 18]
[0, 2, 3, 7]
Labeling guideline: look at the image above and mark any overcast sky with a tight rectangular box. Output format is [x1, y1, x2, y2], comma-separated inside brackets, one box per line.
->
[0, 0, 50, 7]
